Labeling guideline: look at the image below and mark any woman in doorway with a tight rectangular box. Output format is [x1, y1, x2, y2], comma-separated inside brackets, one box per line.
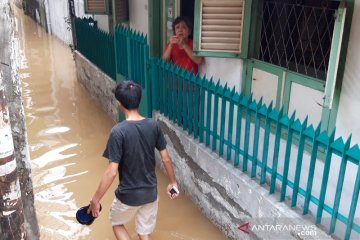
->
[162, 16, 203, 75]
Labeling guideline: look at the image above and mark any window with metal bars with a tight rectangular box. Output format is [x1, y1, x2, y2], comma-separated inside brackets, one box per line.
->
[256, 0, 340, 81]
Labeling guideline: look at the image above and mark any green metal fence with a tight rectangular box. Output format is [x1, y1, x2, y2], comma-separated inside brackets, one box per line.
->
[75, 17, 116, 80]
[114, 25, 151, 117]
[151, 59, 360, 240]
[115, 25, 149, 88]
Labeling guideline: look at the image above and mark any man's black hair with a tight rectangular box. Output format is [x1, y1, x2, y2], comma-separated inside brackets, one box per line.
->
[114, 80, 141, 110]
[172, 16, 192, 35]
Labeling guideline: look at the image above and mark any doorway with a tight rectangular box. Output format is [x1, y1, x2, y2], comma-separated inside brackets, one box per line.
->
[160, 0, 196, 55]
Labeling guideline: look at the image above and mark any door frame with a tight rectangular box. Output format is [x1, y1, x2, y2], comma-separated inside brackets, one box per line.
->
[245, 59, 285, 109]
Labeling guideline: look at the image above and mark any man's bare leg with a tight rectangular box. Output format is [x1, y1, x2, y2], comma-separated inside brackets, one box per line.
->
[138, 234, 151, 240]
[113, 225, 131, 240]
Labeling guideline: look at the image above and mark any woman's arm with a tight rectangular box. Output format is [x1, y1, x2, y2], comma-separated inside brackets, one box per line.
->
[162, 36, 179, 60]
[180, 40, 203, 65]
[162, 43, 173, 61]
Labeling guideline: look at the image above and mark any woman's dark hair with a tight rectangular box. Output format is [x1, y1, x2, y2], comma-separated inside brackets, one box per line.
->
[172, 16, 192, 35]
[114, 80, 142, 110]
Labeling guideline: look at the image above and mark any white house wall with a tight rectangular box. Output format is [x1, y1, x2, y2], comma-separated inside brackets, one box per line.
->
[44, 0, 72, 45]
[336, 1, 360, 143]
[129, 0, 149, 36]
[92, 15, 109, 32]
[200, 57, 243, 93]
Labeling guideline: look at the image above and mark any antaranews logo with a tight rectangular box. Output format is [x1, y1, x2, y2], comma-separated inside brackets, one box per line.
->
[238, 222, 318, 238]
[238, 223, 249, 234]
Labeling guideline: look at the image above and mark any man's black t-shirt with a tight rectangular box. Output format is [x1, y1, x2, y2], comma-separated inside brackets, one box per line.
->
[103, 118, 167, 206]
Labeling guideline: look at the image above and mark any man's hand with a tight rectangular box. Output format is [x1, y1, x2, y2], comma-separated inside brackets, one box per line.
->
[167, 183, 180, 200]
[88, 199, 101, 218]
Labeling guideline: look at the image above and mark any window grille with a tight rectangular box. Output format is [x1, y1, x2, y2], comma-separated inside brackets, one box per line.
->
[257, 0, 340, 81]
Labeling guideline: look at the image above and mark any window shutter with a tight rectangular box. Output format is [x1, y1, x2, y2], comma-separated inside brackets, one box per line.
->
[199, 0, 244, 53]
[85, 0, 107, 14]
[114, 0, 129, 23]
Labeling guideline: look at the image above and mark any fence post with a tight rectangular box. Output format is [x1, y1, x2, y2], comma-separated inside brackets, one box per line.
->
[0, 83, 26, 239]
[126, 29, 132, 79]
[67, 0, 76, 49]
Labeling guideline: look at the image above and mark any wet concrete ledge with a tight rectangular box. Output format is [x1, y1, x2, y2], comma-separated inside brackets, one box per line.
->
[74, 50, 333, 240]
[154, 113, 333, 240]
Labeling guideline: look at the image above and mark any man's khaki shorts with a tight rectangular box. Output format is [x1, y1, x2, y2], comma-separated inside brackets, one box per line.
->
[109, 197, 159, 235]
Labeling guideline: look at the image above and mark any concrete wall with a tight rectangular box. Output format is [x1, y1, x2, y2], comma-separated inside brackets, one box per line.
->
[74, 52, 118, 123]
[0, 1, 39, 239]
[154, 113, 334, 240]
[336, 1, 360, 143]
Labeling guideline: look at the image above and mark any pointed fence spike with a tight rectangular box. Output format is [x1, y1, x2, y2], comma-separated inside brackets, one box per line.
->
[345, 134, 352, 149]
[303, 125, 316, 138]
[268, 102, 273, 112]
[292, 119, 303, 132]
[330, 127, 336, 141]
[249, 100, 258, 111]
[290, 111, 296, 121]
[240, 94, 249, 106]
[248, 93, 253, 102]
[190, 74, 197, 83]
[269, 108, 280, 120]
[215, 79, 221, 88]
[210, 83, 217, 92]
[279, 107, 284, 116]
[224, 87, 232, 98]
[315, 123, 321, 134]
[259, 105, 269, 116]
[331, 137, 346, 153]
[317, 131, 330, 145]
[303, 116, 309, 127]
[279, 114, 290, 126]
[185, 70, 193, 79]
[216, 85, 224, 95]
[231, 86, 236, 95]
[195, 74, 202, 85]
[257, 98, 263, 109]
[346, 144, 360, 164]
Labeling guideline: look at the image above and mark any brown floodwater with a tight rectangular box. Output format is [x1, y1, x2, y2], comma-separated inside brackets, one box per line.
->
[13, 5, 228, 240]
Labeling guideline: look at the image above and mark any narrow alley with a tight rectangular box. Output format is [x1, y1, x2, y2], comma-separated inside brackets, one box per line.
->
[13, 4, 228, 240]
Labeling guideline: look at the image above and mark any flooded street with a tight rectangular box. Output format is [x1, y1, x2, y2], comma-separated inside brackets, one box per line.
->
[13, 5, 228, 240]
